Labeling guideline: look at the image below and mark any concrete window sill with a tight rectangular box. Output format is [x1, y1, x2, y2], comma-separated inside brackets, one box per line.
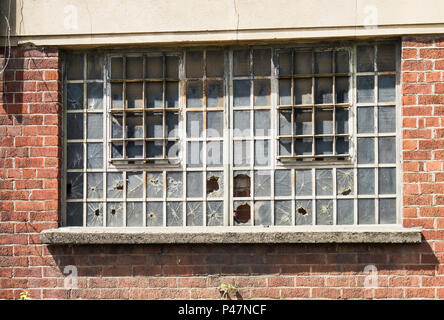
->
[40, 226, 422, 245]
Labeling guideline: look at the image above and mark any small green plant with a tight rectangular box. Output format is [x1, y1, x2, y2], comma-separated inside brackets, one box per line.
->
[218, 283, 238, 300]
[19, 291, 32, 300]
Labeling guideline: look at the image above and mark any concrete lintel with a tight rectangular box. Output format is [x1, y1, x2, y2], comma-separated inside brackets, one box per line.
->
[40, 226, 422, 245]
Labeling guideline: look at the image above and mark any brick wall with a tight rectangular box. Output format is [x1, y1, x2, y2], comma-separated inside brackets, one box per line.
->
[0, 37, 443, 300]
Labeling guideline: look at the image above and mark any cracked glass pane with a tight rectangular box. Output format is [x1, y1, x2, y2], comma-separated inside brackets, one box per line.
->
[207, 141, 223, 167]
[207, 112, 223, 138]
[294, 108, 312, 135]
[166, 112, 179, 138]
[167, 172, 183, 198]
[127, 202, 143, 226]
[296, 200, 313, 225]
[111, 57, 123, 79]
[316, 199, 333, 225]
[87, 202, 103, 227]
[335, 77, 349, 103]
[146, 82, 163, 108]
[335, 50, 349, 73]
[107, 202, 123, 227]
[206, 171, 224, 198]
[275, 170, 291, 196]
[87, 173, 103, 198]
[295, 79, 313, 105]
[67, 83, 83, 110]
[377, 44, 396, 72]
[187, 112, 203, 138]
[337, 169, 354, 195]
[315, 51, 332, 74]
[127, 172, 143, 198]
[234, 111, 250, 137]
[186, 171, 203, 198]
[357, 138, 375, 164]
[87, 143, 103, 169]
[357, 45, 375, 72]
[186, 80, 203, 108]
[127, 56, 143, 79]
[66, 172, 83, 199]
[127, 83, 143, 109]
[186, 51, 203, 78]
[315, 78, 332, 104]
[147, 172, 163, 198]
[206, 201, 223, 226]
[358, 168, 375, 195]
[254, 201, 271, 226]
[234, 141, 251, 167]
[358, 199, 375, 224]
[166, 55, 179, 78]
[254, 110, 270, 136]
[254, 79, 270, 106]
[253, 49, 271, 76]
[166, 82, 179, 108]
[378, 107, 396, 133]
[315, 108, 333, 134]
[294, 51, 312, 75]
[87, 53, 103, 80]
[166, 201, 183, 226]
[146, 201, 163, 227]
[107, 173, 123, 199]
[274, 200, 292, 226]
[111, 83, 123, 109]
[357, 107, 374, 134]
[233, 171, 250, 197]
[378, 137, 396, 164]
[66, 202, 83, 226]
[207, 80, 224, 108]
[67, 54, 84, 80]
[67, 113, 83, 140]
[255, 140, 270, 166]
[111, 114, 123, 138]
[186, 201, 203, 226]
[379, 198, 396, 224]
[126, 113, 143, 138]
[254, 171, 271, 197]
[126, 141, 143, 158]
[379, 167, 396, 194]
[335, 108, 348, 134]
[337, 199, 354, 225]
[234, 201, 251, 225]
[87, 83, 103, 110]
[233, 80, 251, 107]
[316, 169, 333, 196]
[295, 170, 312, 196]
[187, 141, 203, 167]
[146, 56, 163, 78]
[278, 51, 291, 76]
[357, 76, 375, 103]
[207, 50, 224, 77]
[279, 79, 291, 105]
[67, 143, 83, 169]
[378, 75, 396, 103]
[87, 113, 103, 139]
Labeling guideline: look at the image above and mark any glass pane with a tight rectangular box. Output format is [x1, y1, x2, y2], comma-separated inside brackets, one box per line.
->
[315, 78, 333, 104]
[111, 83, 123, 109]
[279, 110, 291, 136]
[253, 49, 271, 76]
[207, 112, 223, 138]
[296, 200, 312, 225]
[67, 54, 84, 80]
[167, 172, 183, 198]
[335, 77, 349, 103]
[337, 169, 354, 195]
[206, 171, 224, 198]
[379, 198, 396, 224]
[358, 199, 375, 224]
[336, 137, 349, 155]
[87, 203, 103, 227]
[107, 202, 123, 227]
[295, 138, 312, 156]
[166, 56, 179, 78]
[378, 75, 396, 103]
[316, 169, 333, 196]
[295, 170, 312, 196]
[87, 114, 103, 139]
[337, 199, 354, 225]
[166, 141, 180, 160]
[107, 173, 123, 199]
[206, 50, 224, 77]
[294, 51, 312, 74]
[255, 140, 270, 166]
[146, 141, 163, 158]
[187, 112, 203, 138]
[166, 112, 179, 138]
[207, 201, 224, 226]
[254, 110, 270, 136]
[294, 108, 312, 135]
[336, 108, 348, 134]
[315, 51, 332, 74]
[279, 138, 291, 156]
[127, 172, 143, 198]
[357, 138, 375, 164]
[316, 199, 333, 225]
[275, 200, 292, 226]
[233, 171, 251, 197]
[166, 82, 179, 108]
[87, 143, 103, 169]
[278, 51, 292, 76]
[279, 79, 291, 105]
[377, 44, 396, 72]
[254, 201, 271, 226]
[87, 83, 103, 110]
[126, 83, 143, 109]
[146, 202, 163, 227]
[207, 80, 224, 108]
[186, 80, 203, 108]
[66, 172, 83, 199]
[67, 113, 83, 140]
[357, 107, 374, 133]
[111, 114, 123, 139]
[254, 79, 270, 106]
[378, 107, 396, 133]
[315, 137, 333, 155]
[126, 56, 143, 79]
[357, 45, 375, 72]
[357, 76, 375, 103]
[187, 141, 203, 167]
[233, 80, 251, 107]
[166, 202, 183, 226]
[378, 137, 396, 164]
[207, 141, 223, 167]
[186, 51, 203, 78]
[111, 57, 123, 79]
[335, 50, 349, 73]
[295, 79, 313, 105]
[126, 141, 143, 158]
[66, 202, 83, 226]
[146, 112, 163, 138]
[146, 56, 163, 78]
[87, 173, 103, 198]
[67, 83, 83, 110]
[186, 172, 203, 198]
[275, 170, 291, 196]
[358, 168, 375, 195]
[67, 143, 83, 169]
[233, 111, 250, 137]
[233, 49, 250, 76]
[127, 202, 143, 226]
[111, 142, 123, 158]
[146, 82, 163, 108]
[315, 109, 333, 134]
[379, 167, 396, 194]
[234, 141, 251, 167]
[254, 170, 271, 197]
[187, 202, 203, 226]
[147, 172, 163, 198]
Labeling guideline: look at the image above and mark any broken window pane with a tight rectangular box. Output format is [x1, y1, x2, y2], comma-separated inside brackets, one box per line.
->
[316, 199, 333, 225]
[234, 201, 251, 225]
[147, 172, 163, 198]
[337, 169, 354, 195]
[315, 51, 332, 74]
[107, 173, 123, 198]
[295, 170, 312, 196]
[207, 141, 223, 167]
[87, 113, 103, 139]
[296, 200, 312, 225]
[233, 172, 250, 197]
[207, 112, 223, 138]
[335, 108, 348, 134]
[377, 44, 396, 72]
[206, 171, 224, 198]
[187, 141, 203, 167]
[357, 45, 375, 72]
[111, 57, 123, 79]
[295, 79, 313, 105]
[254, 110, 270, 136]
[378, 75, 396, 103]
[294, 108, 312, 135]
[206, 201, 224, 226]
[166, 82, 179, 108]
[294, 51, 312, 75]
[234, 141, 251, 166]
[146, 141, 163, 158]
[87, 53, 103, 80]
[275, 170, 291, 196]
[127, 172, 143, 198]
[274, 200, 292, 226]
[315, 108, 333, 134]
[358, 199, 375, 224]
[67, 54, 84, 80]
[66, 202, 83, 226]
[186, 51, 203, 78]
[357, 76, 375, 103]
[87, 143, 103, 169]
[186, 80, 203, 108]
[127, 202, 143, 226]
[66, 172, 83, 199]
[126, 56, 143, 79]
[255, 140, 270, 166]
[315, 78, 333, 104]
[111, 83, 123, 109]
[207, 80, 224, 108]
[126, 141, 143, 158]
[254, 170, 271, 197]
[253, 80, 270, 106]
[126, 112, 143, 139]
[67, 83, 83, 110]
[146, 202, 163, 227]
[233, 50, 250, 76]
[337, 199, 354, 225]
[67, 113, 83, 140]
[335, 77, 349, 103]
[379, 167, 396, 194]
[146, 82, 163, 108]
[253, 49, 271, 76]
[107, 202, 123, 227]
[278, 51, 292, 76]
[146, 56, 163, 78]
[166, 201, 183, 226]
[357, 138, 375, 164]
[186, 112, 203, 137]
[87, 83, 103, 110]
[357, 107, 374, 133]
[254, 201, 271, 226]
[358, 168, 375, 195]
[186, 172, 203, 198]
[234, 111, 250, 137]
[186, 201, 203, 226]
[126, 83, 143, 109]
[67, 143, 83, 169]
[233, 80, 251, 107]
[206, 50, 224, 77]
[335, 51, 349, 73]
[87, 173, 103, 198]
[279, 79, 291, 105]
[146, 112, 163, 139]
[315, 137, 333, 155]
[167, 172, 183, 198]
[316, 169, 333, 196]
[378, 137, 396, 164]
[379, 198, 396, 224]
[87, 202, 103, 227]
[378, 107, 396, 133]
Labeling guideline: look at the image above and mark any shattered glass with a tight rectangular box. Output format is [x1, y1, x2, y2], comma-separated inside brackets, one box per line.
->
[127, 172, 143, 198]
[106, 202, 123, 227]
[87, 83, 103, 110]
[275, 170, 291, 196]
[167, 172, 183, 198]
[254, 171, 271, 197]
[146, 202, 163, 227]
[316, 169, 333, 196]
[295, 170, 312, 196]
[296, 200, 312, 225]
[87, 143, 103, 169]
[66, 172, 83, 199]
[107, 173, 124, 199]
[127, 202, 143, 226]
[274, 200, 292, 226]
[67, 83, 83, 110]
[233, 171, 250, 197]
[86, 202, 103, 227]
[234, 201, 251, 225]
[254, 201, 271, 226]
[67, 143, 83, 169]
[166, 201, 183, 226]
[206, 171, 224, 198]
[316, 199, 333, 225]
[186, 201, 203, 226]
[337, 169, 354, 195]
[206, 201, 224, 226]
[87, 173, 103, 198]
[147, 172, 163, 198]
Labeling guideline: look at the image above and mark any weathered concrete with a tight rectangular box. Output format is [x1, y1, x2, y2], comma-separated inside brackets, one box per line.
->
[40, 226, 422, 245]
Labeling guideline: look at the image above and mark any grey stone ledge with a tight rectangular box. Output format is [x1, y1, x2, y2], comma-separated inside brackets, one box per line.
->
[40, 226, 422, 245]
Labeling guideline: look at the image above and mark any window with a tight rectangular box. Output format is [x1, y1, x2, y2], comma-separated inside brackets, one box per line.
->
[63, 41, 399, 228]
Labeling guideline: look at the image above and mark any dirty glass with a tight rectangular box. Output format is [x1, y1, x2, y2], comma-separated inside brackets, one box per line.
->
[274, 200, 292, 226]
[296, 200, 312, 225]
